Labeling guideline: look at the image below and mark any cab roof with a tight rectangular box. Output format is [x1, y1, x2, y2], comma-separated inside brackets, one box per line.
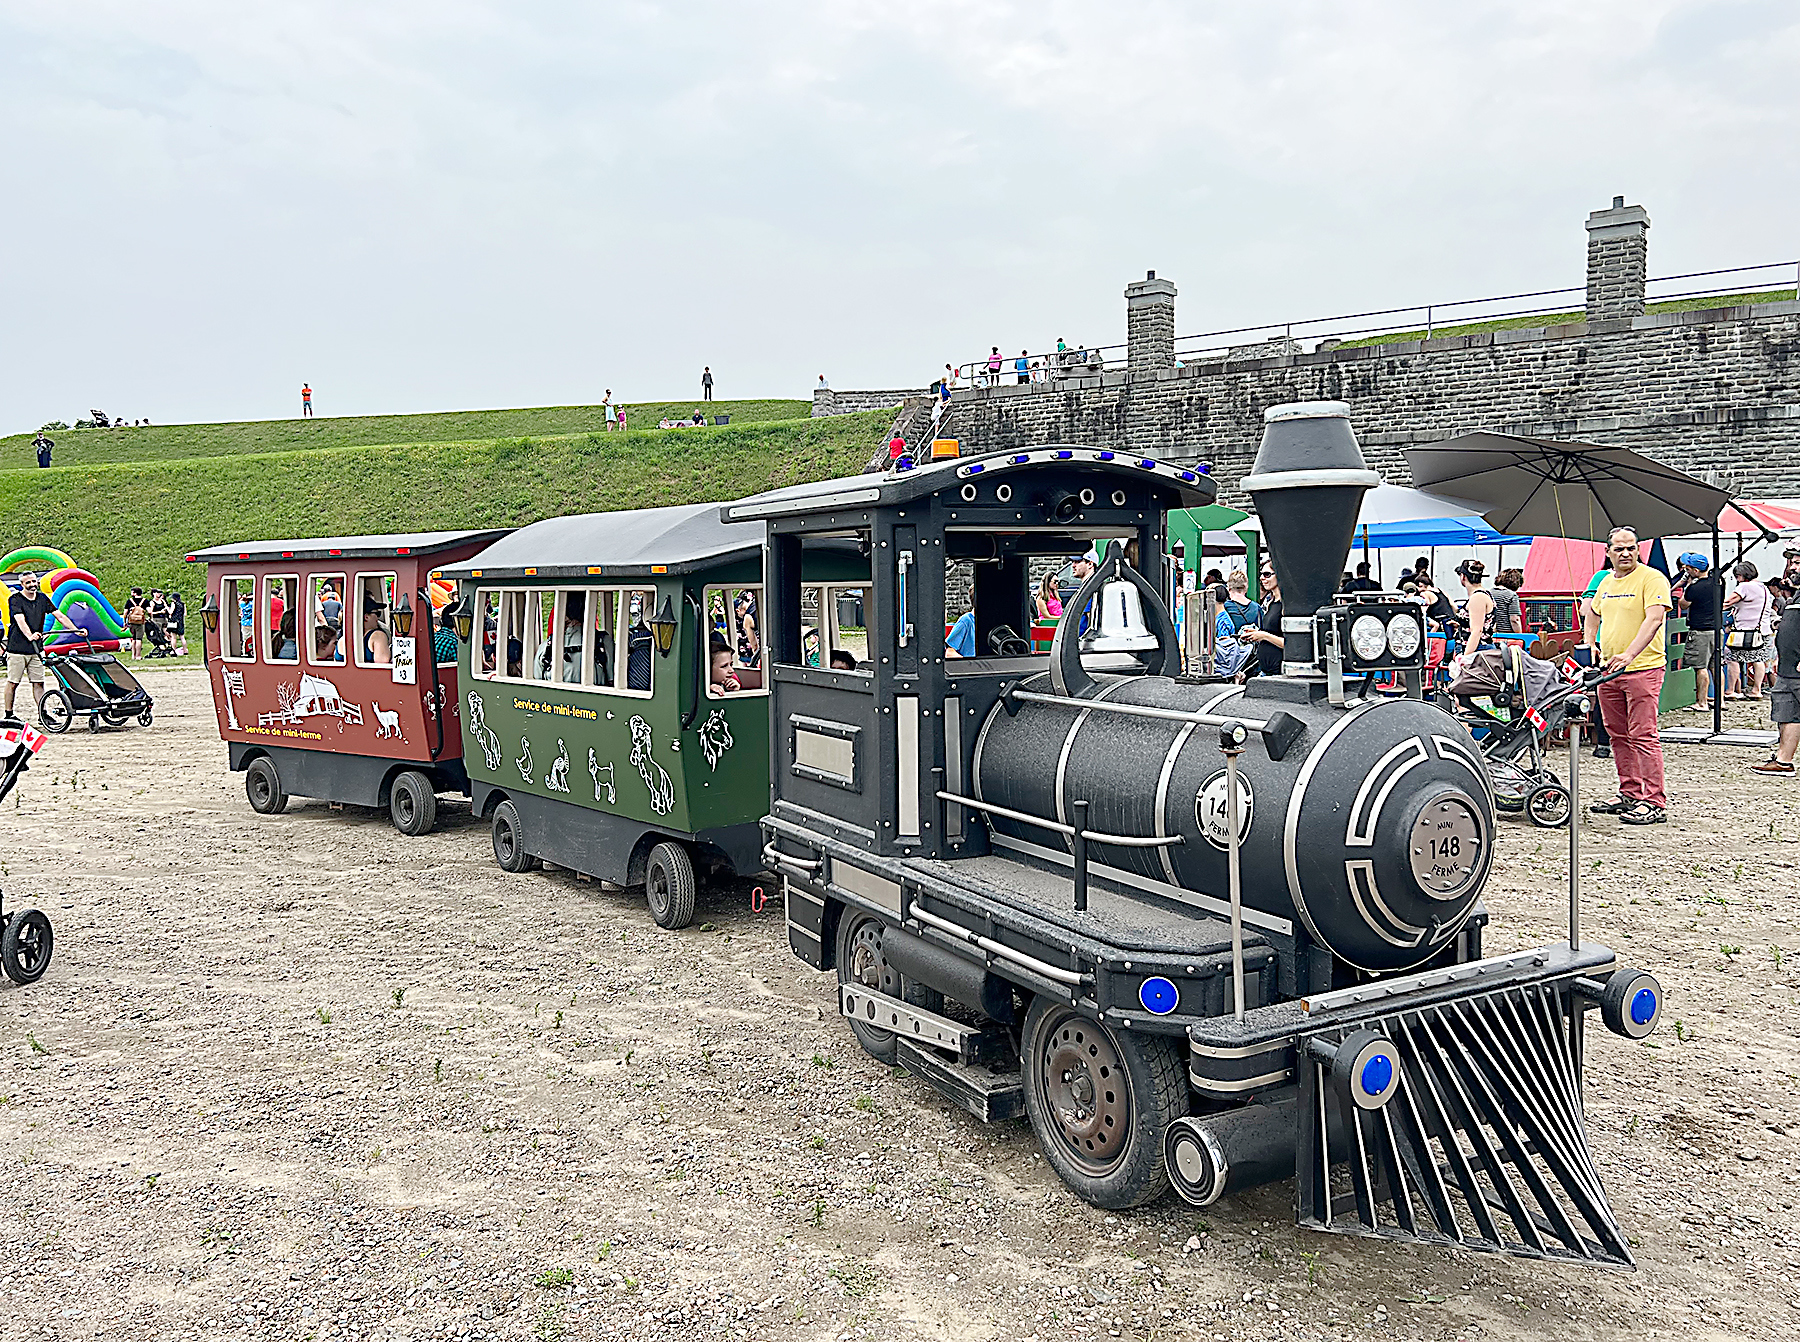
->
[437, 501, 761, 582]
[722, 446, 1216, 523]
[185, 529, 512, 565]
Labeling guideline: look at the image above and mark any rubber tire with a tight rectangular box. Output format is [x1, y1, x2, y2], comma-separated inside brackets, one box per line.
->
[1525, 783, 1571, 828]
[389, 770, 438, 836]
[834, 912, 945, 1064]
[644, 842, 697, 930]
[88, 713, 103, 733]
[245, 757, 288, 815]
[1020, 996, 1187, 1210]
[2, 908, 54, 985]
[39, 690, 72, 734]
[491, 800, 537, 872]
[138, 709, 153, 727]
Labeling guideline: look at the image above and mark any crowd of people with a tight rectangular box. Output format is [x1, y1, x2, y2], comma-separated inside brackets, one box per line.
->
[119, 588, 187, 661]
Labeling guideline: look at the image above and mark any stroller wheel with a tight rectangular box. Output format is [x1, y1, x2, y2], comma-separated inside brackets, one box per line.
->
[88, 713, 103, 733]
[2, 907, 53, 984]
[138, 709, 154, 727]
[1526, 783, 1572, 828]
[39, 690, 72, 734]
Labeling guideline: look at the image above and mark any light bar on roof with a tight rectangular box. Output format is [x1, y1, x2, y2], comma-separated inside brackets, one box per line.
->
[956, 448, 1206, 486]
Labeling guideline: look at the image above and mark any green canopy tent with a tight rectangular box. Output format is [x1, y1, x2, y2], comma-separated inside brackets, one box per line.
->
[1166, 503, 1259, 594]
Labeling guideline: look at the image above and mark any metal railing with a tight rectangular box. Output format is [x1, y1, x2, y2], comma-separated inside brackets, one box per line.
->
[948, 260, 1799, 386]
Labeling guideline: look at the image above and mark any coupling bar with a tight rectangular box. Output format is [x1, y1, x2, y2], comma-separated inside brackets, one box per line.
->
[934, 790, 1183, 848]
[906, 901, 1088, 987]
[762, 843, 822, 875]
[1006, 689, 1304, 761]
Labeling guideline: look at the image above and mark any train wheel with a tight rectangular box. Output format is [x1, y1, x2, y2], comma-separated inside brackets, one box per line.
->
[835, 913, 943, 1065]
[491, 800, 538, 872]
[1526, 783, 1571, 828]
[644, 842, 696, 930]
[389, 770, 438, 836]
[1021, 998, 1185, 1209]
[245, 757, 288, 815]
[1, 908, 54, 984]
[38, 690, 72, 734]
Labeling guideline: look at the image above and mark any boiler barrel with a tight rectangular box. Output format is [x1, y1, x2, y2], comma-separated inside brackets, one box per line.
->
[969, 674, 1495, 973]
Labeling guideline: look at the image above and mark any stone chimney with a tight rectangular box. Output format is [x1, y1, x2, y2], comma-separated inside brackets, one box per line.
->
[1125, 270, 1177, 376]
[1585, 196, 1650, 321]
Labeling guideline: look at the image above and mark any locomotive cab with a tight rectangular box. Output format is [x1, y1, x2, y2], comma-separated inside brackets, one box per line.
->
[733, 409, 1664, 1266]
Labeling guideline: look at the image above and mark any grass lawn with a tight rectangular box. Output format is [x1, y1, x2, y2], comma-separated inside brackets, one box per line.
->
[0, 410, 892, 599]
[0, 398, 817, 471]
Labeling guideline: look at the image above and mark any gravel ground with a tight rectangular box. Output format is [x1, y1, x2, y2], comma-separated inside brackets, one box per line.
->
[1, 668, 1795, 1342]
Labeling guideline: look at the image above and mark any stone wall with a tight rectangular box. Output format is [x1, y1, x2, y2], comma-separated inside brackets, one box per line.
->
[812, 387, 929, 418]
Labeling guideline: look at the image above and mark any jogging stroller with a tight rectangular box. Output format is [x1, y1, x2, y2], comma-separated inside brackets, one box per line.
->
[40, 638, 155, 734]
[0, 718, 54, 983]
[142, 617, 178, 659]
[1446, 644, 1578, 827]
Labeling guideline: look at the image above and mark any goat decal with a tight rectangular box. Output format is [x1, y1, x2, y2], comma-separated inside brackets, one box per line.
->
[515, 735, 535, 785]
[545, 738, 571, 793]
[371, 701, 403, 740]
[698, 709, 734, 771]
[466, 691, 503, 770]
[589, 749, 616, 804]
[629, 714, 676, 816]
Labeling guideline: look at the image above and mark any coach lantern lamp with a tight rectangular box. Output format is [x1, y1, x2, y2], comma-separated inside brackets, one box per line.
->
[650, 595, 679, 657]
[393, 592, 414, 638]
[449, 598, 475, 643]
[199, 593, 220, 633]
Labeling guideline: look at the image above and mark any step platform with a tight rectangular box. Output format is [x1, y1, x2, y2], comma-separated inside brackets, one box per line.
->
[895, 1037, 1026, 1123]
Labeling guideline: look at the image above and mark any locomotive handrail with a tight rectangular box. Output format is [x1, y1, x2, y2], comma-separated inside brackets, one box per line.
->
[762, 842, 823, 875]
[1006, 689, 1306, 761]
[933, 790, 1184, 848]
[905, 900, 1088, 987]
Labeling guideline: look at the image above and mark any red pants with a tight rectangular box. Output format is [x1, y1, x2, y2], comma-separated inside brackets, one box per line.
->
[1597, 667, 1666, 808]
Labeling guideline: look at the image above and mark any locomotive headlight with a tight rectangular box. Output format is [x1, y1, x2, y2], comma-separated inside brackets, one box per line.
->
[1349, 614, 1388, 661]
[1385, 614, 1422, 659]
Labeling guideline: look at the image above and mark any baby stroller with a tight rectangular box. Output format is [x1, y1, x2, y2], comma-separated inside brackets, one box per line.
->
[40, 637, 156, 734]
[142, 616, 179, 659]
[0, 717, 54, 983]
[1446, 644, 1578, 827]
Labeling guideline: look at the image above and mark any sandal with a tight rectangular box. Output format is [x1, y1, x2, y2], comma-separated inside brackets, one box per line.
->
[1588, 795, 1630, 814]
[1751, 759, 1796, 774]
[1620, 800, 1667, 825]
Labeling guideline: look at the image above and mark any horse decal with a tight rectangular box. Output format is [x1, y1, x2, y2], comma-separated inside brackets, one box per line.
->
[515, 735, 535, 784]
[466, 691, 503, 771]
[588, 749, 615, 804]
[371, 701, 404, 741]
[629, 714, 676, 816]
[698, 709, 734, 771]
[545, 738, 571, 793]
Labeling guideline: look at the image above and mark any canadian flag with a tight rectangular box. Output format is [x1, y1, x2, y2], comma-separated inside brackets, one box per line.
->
[1524, 705, 1547, 732]
[1561, 657, 1583, 682]
[22, 725, 47, 754]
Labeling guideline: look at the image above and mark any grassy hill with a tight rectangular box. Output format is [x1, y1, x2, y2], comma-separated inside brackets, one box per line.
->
[1, 398, 812, 471]
[0, 409, 891, 599]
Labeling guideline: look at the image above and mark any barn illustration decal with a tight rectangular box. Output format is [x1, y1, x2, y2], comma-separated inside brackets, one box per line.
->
[261, 673, 364, 730]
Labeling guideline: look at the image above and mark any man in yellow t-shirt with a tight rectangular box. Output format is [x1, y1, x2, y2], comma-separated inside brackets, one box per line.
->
[1583, 527, 1670, 822]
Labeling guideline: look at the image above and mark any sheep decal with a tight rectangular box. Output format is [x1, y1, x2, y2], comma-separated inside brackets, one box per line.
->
[589, 749, 615, 804]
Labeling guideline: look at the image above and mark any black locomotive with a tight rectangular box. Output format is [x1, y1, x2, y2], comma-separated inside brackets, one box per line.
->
[734, 402, 1662, 1266]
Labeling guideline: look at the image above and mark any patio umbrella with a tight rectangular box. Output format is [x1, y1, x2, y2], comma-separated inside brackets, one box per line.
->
[1404, 432, 1741, 542]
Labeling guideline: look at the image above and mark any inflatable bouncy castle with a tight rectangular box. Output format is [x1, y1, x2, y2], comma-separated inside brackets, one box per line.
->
[0, 547, 131, 651]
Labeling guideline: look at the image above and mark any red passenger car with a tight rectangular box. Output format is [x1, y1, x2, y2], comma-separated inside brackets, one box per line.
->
[186, 530, 509, 832]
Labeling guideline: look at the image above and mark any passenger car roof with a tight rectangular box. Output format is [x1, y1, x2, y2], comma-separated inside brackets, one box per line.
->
[185, 529, 513, 564]
[437, 502, 761, 581]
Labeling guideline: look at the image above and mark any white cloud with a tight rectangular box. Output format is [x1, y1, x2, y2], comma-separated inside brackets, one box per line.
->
[1, 0, 1795, 426]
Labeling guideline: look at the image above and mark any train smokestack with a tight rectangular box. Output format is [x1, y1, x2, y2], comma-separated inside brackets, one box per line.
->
[1240, 402, 1378, 672]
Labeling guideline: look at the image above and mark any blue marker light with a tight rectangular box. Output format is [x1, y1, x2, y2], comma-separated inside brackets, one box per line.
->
[1011, 454, 1030, 464]
[1180, 471, 1197, 482]
[1360, 1053, 1394, 1098]
[1097, 451, 1115, 461]
[1137, 458, 1156, 469]
[1139, 977, 1179, 1015]
[1630, 987, 1657, 1026]
[1054, 449, 1072, 459]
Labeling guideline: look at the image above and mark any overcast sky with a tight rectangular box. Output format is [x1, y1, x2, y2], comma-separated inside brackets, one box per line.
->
[3, 1, 1796, 429]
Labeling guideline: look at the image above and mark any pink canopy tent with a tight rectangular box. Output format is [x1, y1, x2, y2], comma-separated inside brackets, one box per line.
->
[1519, 536, 1651, 598]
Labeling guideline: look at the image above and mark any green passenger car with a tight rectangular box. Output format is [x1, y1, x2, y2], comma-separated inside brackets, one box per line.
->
[438, 501, 868, 928]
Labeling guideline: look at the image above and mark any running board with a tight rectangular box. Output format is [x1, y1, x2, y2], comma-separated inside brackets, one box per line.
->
[895, 1037, 1026, 1123]
[1296, 977, 1634, 1268]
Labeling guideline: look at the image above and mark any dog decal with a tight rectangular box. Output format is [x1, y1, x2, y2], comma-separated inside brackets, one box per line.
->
[545, 738, 571, 793]
[698, 709, 734, 770]
[466, 691, 503, 771]
[629, 714, 676, 816]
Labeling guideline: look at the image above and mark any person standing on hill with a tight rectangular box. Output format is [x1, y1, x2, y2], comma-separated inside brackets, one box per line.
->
[301, 384, 313, 418]
[33, 431, 53, 468]
[603, 391, 616, 431]
[702, 367, 714, 402]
